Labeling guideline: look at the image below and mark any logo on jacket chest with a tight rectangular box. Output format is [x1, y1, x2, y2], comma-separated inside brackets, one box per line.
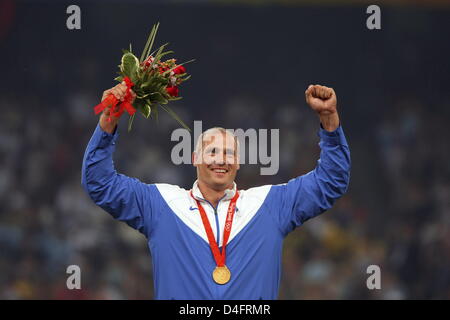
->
[188, 206, 239, 213]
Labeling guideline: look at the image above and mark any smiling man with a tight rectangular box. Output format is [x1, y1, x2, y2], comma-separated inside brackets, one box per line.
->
[81, 83, 351, 299]
[192, 127, 240, 207]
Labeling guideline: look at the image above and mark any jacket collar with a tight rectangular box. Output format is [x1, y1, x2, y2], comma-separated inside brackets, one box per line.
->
[191, 179, 237, 203]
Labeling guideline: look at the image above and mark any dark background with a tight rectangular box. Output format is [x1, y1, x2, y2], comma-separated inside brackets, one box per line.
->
[0, 0, 449, 299]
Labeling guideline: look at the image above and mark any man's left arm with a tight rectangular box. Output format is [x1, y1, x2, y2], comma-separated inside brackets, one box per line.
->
[271, 85, 351, 235]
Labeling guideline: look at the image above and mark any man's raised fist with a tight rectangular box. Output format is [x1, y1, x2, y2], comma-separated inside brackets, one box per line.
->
[305, 84, 337, 116]
[101, 81, 136, 104]
[99, 82, 136, 134]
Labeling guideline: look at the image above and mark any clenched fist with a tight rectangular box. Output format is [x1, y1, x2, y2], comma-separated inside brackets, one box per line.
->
[305, 84, 340, 132]
[99, 82, 136, 134]
[305, 84, 337, 115]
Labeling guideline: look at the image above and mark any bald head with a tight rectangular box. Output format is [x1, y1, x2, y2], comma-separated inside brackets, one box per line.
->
[194, 127, 240, 163]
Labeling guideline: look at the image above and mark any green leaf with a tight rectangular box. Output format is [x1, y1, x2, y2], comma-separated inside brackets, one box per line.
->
[179, 74, 191, 82]
[151, 43, 169, 65]
[133, 99, 144, 111]
[160, 105, 191, 132]
[137, 92, 153, 99]
[121, 52, 139, 83]
[141, 103, 151, 118]
[149, 42, 168, 58]
[140, 82, 152, 90]
[150, 92, 168, 104]
[140, 22, 160, 63]
[155, 50, 174, 61]
[128, 114, 135, 132]
[141, 70, 151, 83]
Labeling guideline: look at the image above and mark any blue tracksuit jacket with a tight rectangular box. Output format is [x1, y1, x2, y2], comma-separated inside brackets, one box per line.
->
[81, 123, 350, 299]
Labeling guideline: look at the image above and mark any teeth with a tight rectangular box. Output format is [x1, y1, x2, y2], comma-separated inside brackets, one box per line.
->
[213, 169, 227, 173]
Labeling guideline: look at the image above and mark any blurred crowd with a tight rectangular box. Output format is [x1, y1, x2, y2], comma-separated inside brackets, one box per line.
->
[0, 3, 449, 300]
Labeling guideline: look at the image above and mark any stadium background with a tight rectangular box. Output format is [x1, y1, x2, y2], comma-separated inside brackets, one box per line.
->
[0, 0, 449, 299]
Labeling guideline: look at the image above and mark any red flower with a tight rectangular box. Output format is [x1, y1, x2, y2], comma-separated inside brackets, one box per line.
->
[166, 86, 179, 97]
[143, 56, 154, 68]
[159, 66, 169, 74]
[173, 65, 186, 75]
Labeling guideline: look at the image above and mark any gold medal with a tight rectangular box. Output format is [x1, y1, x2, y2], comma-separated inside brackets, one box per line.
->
[212, 266, 231, 285]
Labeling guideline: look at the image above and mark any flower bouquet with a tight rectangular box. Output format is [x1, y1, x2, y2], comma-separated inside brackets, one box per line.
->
[94, 22, 194, 131]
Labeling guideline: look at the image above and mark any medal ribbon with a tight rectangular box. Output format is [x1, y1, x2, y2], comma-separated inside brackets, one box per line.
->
[190, 190, 239, 267]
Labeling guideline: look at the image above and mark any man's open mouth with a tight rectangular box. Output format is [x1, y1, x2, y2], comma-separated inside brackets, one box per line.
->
[210, 167, 229, 173]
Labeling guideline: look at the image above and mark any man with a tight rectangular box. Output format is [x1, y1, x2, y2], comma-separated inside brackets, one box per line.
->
[81, 83, 351, 299]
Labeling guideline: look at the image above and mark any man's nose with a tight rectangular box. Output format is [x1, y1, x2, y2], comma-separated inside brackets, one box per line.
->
[212, 153, 226, 165]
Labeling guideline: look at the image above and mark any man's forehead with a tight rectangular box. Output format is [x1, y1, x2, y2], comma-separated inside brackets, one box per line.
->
[202, 131, 236, 147]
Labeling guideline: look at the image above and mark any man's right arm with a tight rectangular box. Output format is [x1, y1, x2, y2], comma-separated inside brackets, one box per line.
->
[81, 84, 155, 236]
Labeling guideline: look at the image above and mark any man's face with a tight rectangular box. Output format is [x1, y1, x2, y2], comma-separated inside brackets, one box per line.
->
[193, 131, 240, 191]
